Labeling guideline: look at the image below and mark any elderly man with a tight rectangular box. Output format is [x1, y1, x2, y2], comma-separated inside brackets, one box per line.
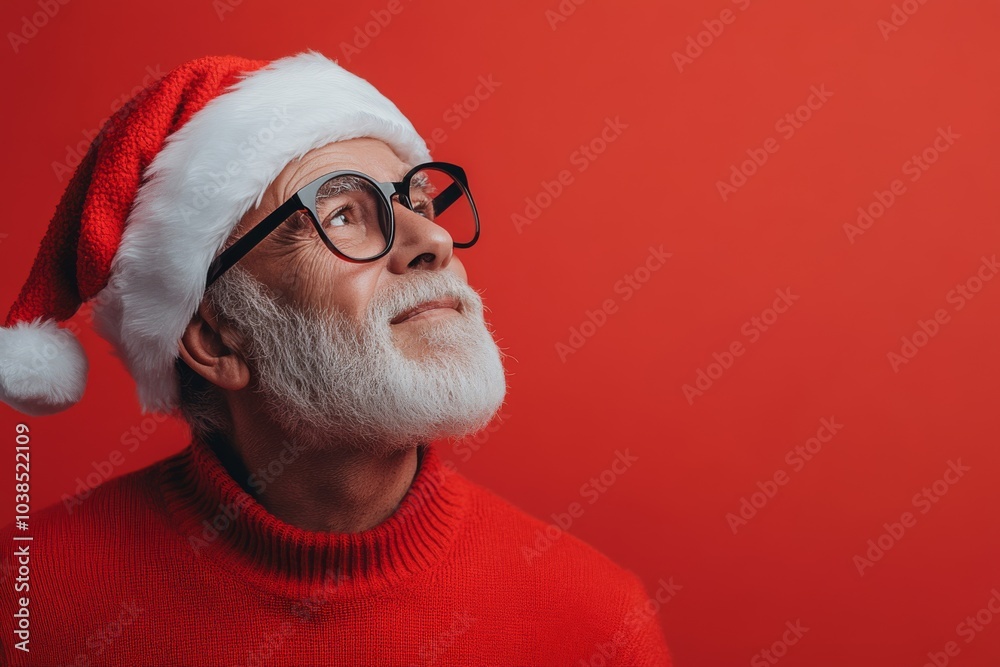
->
[0, 51, 672, 666]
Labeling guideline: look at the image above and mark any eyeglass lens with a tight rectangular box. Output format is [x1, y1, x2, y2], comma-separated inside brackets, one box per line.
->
[312, 167, 476, 260]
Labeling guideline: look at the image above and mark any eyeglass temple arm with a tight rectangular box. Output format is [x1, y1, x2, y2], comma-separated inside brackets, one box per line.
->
[206, 195, 305, 286]
[431, 182, 465, 217]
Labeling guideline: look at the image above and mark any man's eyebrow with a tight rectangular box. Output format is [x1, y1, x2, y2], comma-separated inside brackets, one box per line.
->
[409, 170, 433, 192]
[315, 175, 367, 199]
[312, 169, 434, 199]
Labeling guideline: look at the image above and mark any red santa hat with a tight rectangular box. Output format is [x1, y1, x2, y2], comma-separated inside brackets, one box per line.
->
[0, 50, 432, 416]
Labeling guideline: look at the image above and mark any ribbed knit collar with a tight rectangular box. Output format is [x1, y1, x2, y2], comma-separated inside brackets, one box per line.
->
[158, 436, 468, 599]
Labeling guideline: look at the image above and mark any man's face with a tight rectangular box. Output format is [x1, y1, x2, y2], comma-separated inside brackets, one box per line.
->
[233, 137, 463, 354]
[211, 137, 507, 454]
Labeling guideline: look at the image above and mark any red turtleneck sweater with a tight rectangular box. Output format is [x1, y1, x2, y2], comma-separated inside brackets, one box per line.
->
[1, 438, 672, 666]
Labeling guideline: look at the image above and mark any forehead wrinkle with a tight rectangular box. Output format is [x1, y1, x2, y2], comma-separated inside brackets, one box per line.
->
[275, 152, 355, 202]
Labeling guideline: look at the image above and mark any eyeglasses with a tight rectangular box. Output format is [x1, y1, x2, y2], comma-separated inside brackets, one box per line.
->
[205, 161, 480, 287]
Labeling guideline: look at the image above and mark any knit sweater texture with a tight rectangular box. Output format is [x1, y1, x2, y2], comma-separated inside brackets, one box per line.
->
[0, 437, 672, 666]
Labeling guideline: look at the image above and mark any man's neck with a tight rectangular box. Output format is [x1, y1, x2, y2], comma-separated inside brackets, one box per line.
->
[213, 411, 422, 534]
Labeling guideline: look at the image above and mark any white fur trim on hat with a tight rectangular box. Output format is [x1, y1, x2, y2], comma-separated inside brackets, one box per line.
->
[0, 317, 88, 416]
[91, 50, 432, 414]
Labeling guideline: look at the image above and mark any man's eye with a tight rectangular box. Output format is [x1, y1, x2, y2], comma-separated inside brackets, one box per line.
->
[411, 200, 433, 218]
[324, 205, 355, 227]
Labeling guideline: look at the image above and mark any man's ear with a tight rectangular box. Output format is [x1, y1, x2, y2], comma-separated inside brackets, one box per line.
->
[178, 301, 250, 392]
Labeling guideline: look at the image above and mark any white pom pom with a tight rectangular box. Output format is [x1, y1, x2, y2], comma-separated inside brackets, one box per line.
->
[0, 317, 88, 416]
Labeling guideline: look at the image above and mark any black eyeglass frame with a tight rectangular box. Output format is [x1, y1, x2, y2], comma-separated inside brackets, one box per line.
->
[205, 161, 479, 287]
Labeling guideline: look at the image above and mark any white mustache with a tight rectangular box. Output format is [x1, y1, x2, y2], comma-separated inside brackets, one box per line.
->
[372, 271, 483, 326]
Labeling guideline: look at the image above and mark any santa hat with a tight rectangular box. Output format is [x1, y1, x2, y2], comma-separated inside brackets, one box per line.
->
[0, 50, 432, 416]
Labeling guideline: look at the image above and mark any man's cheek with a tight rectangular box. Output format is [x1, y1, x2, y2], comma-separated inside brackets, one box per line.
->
[279, 249, 343, 307]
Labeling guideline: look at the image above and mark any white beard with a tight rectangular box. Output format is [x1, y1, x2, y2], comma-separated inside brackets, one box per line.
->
[209, 265, 508, 457]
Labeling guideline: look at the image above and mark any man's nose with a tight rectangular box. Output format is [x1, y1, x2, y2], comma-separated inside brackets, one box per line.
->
[385, 199, 454, 272]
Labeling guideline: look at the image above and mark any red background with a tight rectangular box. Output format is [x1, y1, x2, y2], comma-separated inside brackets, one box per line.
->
[2, 0, 999, 664]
